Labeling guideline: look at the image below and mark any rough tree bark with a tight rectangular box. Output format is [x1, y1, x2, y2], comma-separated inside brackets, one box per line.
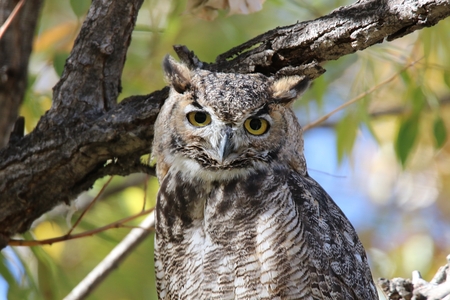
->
[378, 255, 450, 300]
[0, 0, 157, 247]
[1, 0, 450, 299]
[0, 0, 449, 285]
[0, 0, 43, 148]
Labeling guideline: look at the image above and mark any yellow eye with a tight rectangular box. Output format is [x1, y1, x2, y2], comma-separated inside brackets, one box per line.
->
[187, 111, 211, 127]
[244, 118, 269, 135]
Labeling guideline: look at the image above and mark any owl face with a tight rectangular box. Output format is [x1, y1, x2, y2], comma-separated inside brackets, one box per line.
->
[182, 101, 271, 165]
[152, 56, 310, 181]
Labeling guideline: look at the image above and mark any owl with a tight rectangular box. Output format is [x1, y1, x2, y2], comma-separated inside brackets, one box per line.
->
[152, 55, 378, 300]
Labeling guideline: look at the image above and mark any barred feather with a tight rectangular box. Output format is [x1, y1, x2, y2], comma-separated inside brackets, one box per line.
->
[152, 56, 378, 299]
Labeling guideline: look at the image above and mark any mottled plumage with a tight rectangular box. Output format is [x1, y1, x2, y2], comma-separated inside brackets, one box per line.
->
[152, 55, 378, 299]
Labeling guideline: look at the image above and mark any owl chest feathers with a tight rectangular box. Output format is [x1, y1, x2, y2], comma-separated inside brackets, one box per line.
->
[155, 167, 312, 299]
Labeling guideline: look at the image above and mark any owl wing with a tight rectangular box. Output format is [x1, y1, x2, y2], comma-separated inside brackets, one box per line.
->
[287, 171, 378, 300]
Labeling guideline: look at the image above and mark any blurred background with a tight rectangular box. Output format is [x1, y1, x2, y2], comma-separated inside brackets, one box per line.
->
[1, 0, 450, 299]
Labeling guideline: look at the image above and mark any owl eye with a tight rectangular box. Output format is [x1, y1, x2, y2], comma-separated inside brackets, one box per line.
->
[244, 118, 269, 135]
[187, 111, 212, 127]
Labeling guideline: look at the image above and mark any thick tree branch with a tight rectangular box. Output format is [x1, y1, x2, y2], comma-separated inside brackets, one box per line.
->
[0, 0, 449, 249]
[211, 0, 450, 77]
[0, 0, 148, 247]
[0, 89, 163, 245]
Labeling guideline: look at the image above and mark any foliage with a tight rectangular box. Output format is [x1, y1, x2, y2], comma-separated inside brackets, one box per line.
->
[2, 0, 450, 299]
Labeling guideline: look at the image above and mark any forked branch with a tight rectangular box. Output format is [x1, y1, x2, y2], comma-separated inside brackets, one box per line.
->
[0, 0, 449, 249]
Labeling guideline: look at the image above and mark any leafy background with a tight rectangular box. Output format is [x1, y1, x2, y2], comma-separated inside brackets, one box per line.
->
[1, 0, 450, 299]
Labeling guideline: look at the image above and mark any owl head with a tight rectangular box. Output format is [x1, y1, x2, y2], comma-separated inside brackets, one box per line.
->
[152, 55, 310, 182]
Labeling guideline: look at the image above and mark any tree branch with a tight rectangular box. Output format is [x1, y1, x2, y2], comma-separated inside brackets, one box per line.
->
[303, 58, 422, 131]
[63, 211, 155, 300]
[0, 0, 449, 249]
[0, 89, 163, 245]
[211, 0, 450, 77]
[0, 0, 43, 147]
[9, 208, 154, 248]
[378, 255, 450, 300]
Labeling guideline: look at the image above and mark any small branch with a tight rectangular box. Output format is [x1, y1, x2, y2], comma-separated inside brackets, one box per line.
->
[301, 95, 450, 129]
[92, 173, 149, 201]
[63, 211, 156, 300]
[8, 208, 154, 247]
[378, 254, 450, 300]
[142, 174, 149, 211]
[70, 156, 156, 202]
[67, 176, 114, 235]
[303, 58, 422, 131]
[8, 116, 24, 144]
[0, 0, 25, 39]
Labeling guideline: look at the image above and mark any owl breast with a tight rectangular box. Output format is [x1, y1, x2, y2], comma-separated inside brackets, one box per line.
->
[155, 167, 312, 300]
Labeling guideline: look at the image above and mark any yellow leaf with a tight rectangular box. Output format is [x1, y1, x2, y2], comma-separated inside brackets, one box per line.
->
[123, 187, 146, 215]
[34, 22, 78, 52]
[34, 221, 65, 260]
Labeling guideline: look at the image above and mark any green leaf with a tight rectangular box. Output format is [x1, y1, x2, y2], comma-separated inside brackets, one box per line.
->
[0, 242, 41, 298]
[359, 102, 380, 144]
[411, 86, 426, 114]
[422, 29, 432, 59]
[395, 113, 420, 166]
[311, 76, 326, 108]
[78, 218, 121, 245]
[336, 113, 358, 163]
[70, 0, 91, 18]
[325, 55, 358, 83]
[0, 253, 16, 286]
[443, 72, 450, 89]
[53, 52, 69, 77]
[400, 70, 411, 86]
[433, 116, 447, 148]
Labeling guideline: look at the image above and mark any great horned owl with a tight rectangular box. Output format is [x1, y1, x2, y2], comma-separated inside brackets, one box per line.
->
[152, 55, 378, 300]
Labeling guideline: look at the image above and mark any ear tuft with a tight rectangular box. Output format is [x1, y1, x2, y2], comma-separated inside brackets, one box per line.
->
[163, 55, 192, 94]
[271, 76, 310, 104]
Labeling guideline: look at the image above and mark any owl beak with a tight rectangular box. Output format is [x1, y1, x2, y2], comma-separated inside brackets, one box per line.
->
[218, 126, 234, 163]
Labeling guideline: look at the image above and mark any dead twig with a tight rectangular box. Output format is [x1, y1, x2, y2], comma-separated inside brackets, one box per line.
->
[8, 207, 154, 247]
[67, 176, 114, 235]
[63, 210, 156, 300]
[303, 58, 423, 131]
[0, 0, 25, 39]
